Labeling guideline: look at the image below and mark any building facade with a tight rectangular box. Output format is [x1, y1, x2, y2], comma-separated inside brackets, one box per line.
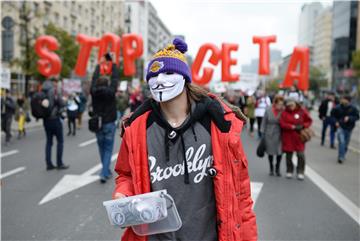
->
[1, 1, 125, 92]
[124, 1, 171, 63]
[314, 7, 332, 87]
[331, 1, 358, 91]
[298, 2, 323, 47]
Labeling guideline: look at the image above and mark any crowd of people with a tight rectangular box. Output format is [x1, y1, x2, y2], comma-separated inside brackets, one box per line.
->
[235, 86, 359, 180]
[238, 88, 313, 180]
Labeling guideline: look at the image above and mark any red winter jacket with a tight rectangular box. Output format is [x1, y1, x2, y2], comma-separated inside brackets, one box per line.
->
[113, 94, 258, 241]
[279, 106, 312, 152]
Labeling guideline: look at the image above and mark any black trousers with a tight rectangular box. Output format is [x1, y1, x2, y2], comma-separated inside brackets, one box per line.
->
[285, 152, 305, 174]
[249, 118, 255, 133]
[68, 117, 76, 135]
[1, 114, 13, 142]
[268, 155, 282, 172]
[256, 117, 263, 137]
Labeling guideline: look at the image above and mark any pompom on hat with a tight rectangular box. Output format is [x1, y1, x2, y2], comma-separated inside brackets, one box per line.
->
[146, 38, 191, 82]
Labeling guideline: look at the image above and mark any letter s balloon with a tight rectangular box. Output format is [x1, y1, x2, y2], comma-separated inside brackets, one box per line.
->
[34, 36, 62, 77]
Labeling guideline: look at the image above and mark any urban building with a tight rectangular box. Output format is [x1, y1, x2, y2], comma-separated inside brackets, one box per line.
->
[1, 1, 125, 92]
[124, 1, 172, 63]
[314, 7, 332, 87]
[298, 2, 323, 47]
[331, 1, 358, 91]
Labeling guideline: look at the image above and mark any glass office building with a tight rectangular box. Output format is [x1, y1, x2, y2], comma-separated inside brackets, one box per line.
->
[331, 1, 358, 91]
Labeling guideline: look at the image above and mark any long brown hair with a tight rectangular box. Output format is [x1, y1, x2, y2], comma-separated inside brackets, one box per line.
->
[185, 83, 247, 122]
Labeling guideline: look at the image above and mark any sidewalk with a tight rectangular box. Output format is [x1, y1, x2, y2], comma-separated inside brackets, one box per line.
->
[310, 109, 360, 153]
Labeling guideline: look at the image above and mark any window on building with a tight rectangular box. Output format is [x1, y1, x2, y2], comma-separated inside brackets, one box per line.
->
[33, 2, 39, 15]
[63, 16, 68, 29]
[78, 5, 82, 15]
[43, 7, 50, 26]
[54, 12, 60, 24]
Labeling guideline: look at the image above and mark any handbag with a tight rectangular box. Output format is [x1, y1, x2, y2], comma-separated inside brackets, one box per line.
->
[88, 115, 102, 133]
[25, 112, 31, 123]
[256, 137, 266, 158]
[300, 128, 315, 143]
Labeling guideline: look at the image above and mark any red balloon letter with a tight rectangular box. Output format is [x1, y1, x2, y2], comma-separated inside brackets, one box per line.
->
[253, 35, 277, 75]
[122, 34, 143, 76]
[221, 43, 239, 82]
[34, 36, 62, 77]
[282, 47, 310, 91]
[191, 43, 221, 85]
[74, 34, 99, 76]
[97, 33, 121, 66]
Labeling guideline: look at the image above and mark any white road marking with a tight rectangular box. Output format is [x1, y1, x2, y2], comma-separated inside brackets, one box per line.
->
[39, 153, 118, 205]
[306, 165, 360, 226]
[78, 138, 97, 147]
[1, 150, 19, 158]
[0, 167, 26, 179]
[251, 182, 264, 208]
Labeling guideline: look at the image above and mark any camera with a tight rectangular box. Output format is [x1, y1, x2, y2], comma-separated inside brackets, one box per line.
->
[104, 52, 113, 62]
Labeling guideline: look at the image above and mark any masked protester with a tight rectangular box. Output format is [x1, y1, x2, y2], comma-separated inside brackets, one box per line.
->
[113, 38, 257, 241]
[331, 95, 359, 164]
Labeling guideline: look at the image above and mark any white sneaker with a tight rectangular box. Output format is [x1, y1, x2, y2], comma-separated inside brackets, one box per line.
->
[285, 173, 293, 179]
[297, 174, 305, 180]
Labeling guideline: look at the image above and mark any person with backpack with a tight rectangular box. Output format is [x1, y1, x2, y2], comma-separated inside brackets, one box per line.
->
[36, 78, 69, 170]
[1, 89, 16, 145]
[66, 92, 80, 136]
[113, 38, 257, 241]
[90, 53, 119, 183]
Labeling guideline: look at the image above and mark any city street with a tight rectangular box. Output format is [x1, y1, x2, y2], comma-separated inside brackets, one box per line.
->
[2, 121, 359, 241]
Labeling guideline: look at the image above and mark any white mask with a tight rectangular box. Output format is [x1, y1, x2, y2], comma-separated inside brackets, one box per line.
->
[148, 73, 185, 102]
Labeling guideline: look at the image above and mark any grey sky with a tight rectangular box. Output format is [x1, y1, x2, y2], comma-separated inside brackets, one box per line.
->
[150, 0, 332, 75]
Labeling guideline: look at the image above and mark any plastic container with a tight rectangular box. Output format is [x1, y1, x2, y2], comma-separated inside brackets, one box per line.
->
[132, 191, 182, 236]
[103, 190, 168, 227]
[103, 190, 182, 236]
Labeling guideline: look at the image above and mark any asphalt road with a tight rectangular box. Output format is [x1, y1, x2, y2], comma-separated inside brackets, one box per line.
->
[1, 121, 359, 241]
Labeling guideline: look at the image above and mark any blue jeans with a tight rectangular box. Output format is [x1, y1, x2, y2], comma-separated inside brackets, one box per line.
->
[43, 118, 64, 167]
[96, 122, 116, 178]
[321, 116, 336, 146]
[337, 128, 352, 161]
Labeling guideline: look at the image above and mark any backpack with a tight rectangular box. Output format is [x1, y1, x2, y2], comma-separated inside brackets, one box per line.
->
[31, 91, 51, 119]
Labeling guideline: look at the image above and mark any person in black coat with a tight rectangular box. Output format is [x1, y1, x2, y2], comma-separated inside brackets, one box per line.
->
[318, 92, 338, 148]
[1, 89, 16, 145]
[331, 95, 359, 163]
[90, 53, 119, 183]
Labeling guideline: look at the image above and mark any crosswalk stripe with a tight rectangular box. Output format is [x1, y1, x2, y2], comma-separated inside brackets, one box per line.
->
[0, 167, 26, 179]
